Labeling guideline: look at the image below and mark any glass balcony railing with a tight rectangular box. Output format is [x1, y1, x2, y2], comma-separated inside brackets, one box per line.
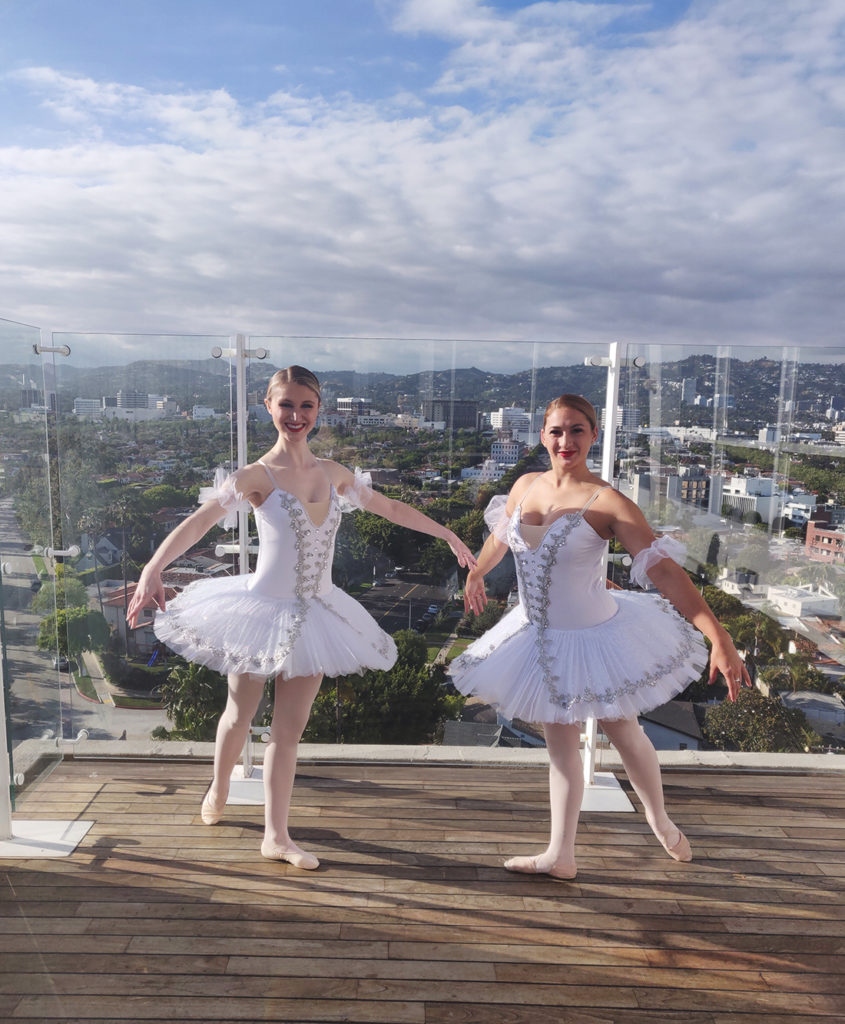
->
[2, 321, 844, 807]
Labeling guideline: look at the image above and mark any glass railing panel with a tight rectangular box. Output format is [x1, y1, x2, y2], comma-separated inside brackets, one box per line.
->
[619, 340, 845, 751]
[13, 326, 843, 757]
[0, 318, 64, 794]
[48, 332, 237, 743]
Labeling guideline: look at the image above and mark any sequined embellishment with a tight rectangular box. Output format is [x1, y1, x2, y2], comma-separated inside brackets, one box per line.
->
[453, 504, 704, 713]
[160, 487, 345, 674]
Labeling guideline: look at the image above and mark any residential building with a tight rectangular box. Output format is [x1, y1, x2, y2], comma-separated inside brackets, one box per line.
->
[766, 583, 839, 618]
[806, 522, 845, 565]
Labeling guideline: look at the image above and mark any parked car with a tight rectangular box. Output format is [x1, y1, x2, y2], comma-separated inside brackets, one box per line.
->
[427, 604, 439, 615]
[52, 656, 70, 671]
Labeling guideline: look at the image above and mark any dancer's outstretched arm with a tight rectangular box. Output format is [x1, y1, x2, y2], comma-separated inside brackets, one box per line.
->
[324, 461, 476, 569]
[605, 489, 752, 701]
[126, 500, 227, 626]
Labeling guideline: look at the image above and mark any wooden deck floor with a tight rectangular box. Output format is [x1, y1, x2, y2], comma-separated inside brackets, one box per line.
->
[2, 759, 844, 1023]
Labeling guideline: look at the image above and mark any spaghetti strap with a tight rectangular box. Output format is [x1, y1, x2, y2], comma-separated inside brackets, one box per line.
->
[517, 474, 546, 508]
[256, 459, 279, 491]
[578, 484, 610, 516]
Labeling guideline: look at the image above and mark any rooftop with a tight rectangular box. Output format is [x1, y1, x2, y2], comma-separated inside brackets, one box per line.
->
[3, 754, 844, 1022]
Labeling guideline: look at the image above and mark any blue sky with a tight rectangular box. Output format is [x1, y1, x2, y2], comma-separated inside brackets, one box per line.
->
[1, 0, 843, 371]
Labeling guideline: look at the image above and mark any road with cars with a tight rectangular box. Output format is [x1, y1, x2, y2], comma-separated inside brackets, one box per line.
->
[354, 573, 453, 634]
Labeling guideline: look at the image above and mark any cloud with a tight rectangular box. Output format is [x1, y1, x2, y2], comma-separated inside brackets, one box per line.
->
[0, 0, 843, 370]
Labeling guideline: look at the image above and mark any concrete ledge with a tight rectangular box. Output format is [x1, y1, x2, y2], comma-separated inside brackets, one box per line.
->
[47, 738, 845, 772]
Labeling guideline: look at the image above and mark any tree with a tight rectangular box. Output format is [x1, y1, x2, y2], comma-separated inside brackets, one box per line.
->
[78, 506, 111, 616]
[31, 564, 88, 614]
[758, 655, 832, 695]
[458, 600, 507, 637]
[302, 632, 460, 743]
[37, 606, 110, 662]
[703, 688, 820, 753]
[723, 612, 787, 678]
[155, 661, 227, 740]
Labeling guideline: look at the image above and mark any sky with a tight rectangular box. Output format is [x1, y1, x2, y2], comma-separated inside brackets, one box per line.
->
[0, 0, 843, 372]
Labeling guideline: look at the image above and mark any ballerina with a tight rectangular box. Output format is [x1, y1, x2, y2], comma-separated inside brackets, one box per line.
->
[451, 393, 750, 878]
[127, 364, 475, 870]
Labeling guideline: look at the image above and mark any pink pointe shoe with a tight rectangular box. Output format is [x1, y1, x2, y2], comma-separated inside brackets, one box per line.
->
[503, 855, 577, 880]
[200, 782, 226, 825]
[260, 840, 320, 871]
[657, 828, 693, 862]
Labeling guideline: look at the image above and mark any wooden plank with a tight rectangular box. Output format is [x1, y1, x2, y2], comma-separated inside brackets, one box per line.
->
[4, 760, 844, 1024]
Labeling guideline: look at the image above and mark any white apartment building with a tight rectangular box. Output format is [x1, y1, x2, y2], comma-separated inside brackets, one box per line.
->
[490, 438, 522, 466]
[73, 398, 103, 418]
[713, 474, 781, 522]
[766, 583, 839, 618]
[461, 458, 506, 483]
[489, 406, 542, 443]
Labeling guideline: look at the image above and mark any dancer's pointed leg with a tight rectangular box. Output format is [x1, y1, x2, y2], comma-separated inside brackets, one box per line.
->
[261, 672, 323, 869]
[600, 716, 692, 862]
[202, 672, 265, 824]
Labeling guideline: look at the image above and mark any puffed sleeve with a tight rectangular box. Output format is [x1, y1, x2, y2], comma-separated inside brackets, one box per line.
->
[629, 535, 687, 588]
[337, 467, 375, 513]
[483, 494, 511, 545]
[198, 467, 251, 529]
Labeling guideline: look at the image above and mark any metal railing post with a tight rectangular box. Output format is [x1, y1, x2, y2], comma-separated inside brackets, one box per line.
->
[582, 342, 622, 785]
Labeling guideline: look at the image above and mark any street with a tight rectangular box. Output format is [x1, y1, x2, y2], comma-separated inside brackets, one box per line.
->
[0, 497, 166, 746]
[355, 574, 453, 634]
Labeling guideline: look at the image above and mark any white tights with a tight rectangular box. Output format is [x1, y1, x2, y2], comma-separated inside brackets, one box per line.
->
[528, 716, 680, 871]
[207, 671, 323, 854]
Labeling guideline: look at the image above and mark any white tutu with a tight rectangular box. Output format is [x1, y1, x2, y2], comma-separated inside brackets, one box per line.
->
[154, 463, 397, 679]
[155, 576, 396, 679]
[450, 488, 709, 724]
[451, 590, 708, 724]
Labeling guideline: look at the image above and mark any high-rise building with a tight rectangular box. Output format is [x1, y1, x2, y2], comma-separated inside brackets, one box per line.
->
[422, 398, 479, 430]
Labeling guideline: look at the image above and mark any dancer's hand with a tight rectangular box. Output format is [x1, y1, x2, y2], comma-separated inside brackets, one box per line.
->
[708, 637, 752, 701]
[127, 567, 166, 627]
[446, 531, 478, 570]
[463, 570, 488, 615]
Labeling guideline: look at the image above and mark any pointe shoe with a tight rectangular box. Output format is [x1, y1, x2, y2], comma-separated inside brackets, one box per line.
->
[260, 841, 320, 871]
[657, 828, 692, 862]
[503, 855, 577, 880]
[200, 781, 226, 825]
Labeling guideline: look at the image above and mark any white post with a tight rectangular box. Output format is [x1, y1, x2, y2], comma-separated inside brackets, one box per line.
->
[582, 342, 622, 786]
[234, 336, 267, 781]
[0, 641, 13, 842]
[211, 337, 268, 784]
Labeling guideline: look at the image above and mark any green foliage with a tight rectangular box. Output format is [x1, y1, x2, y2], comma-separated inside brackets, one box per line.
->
[31, 564, 88, 613]
[156, 661, 228, 740]
[757, 655, 832, 695]
[139, 484, 192, 511]
[458, 600, 507, 637]
[703, 687, 820, 753]
[37, 606, 110, 659]
[303, 632, 460, 744]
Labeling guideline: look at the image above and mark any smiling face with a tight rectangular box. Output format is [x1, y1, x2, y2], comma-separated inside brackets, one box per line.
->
[540, 405, 598, 469]
[264, 381, 321, 442]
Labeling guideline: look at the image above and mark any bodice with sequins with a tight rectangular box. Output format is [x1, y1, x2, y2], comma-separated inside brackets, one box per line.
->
[248, 486, 341, 601]
[508, 498, 617, 632]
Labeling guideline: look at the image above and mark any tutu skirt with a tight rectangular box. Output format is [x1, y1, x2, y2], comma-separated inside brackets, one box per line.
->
[450, 591, 708, 725]
[154, 576, 397, 679]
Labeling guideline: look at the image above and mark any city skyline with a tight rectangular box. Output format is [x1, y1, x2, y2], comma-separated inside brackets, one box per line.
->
[1, 0, 843, 363]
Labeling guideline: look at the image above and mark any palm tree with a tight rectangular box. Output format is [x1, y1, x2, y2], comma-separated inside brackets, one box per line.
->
[78, 507, 110, 617]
